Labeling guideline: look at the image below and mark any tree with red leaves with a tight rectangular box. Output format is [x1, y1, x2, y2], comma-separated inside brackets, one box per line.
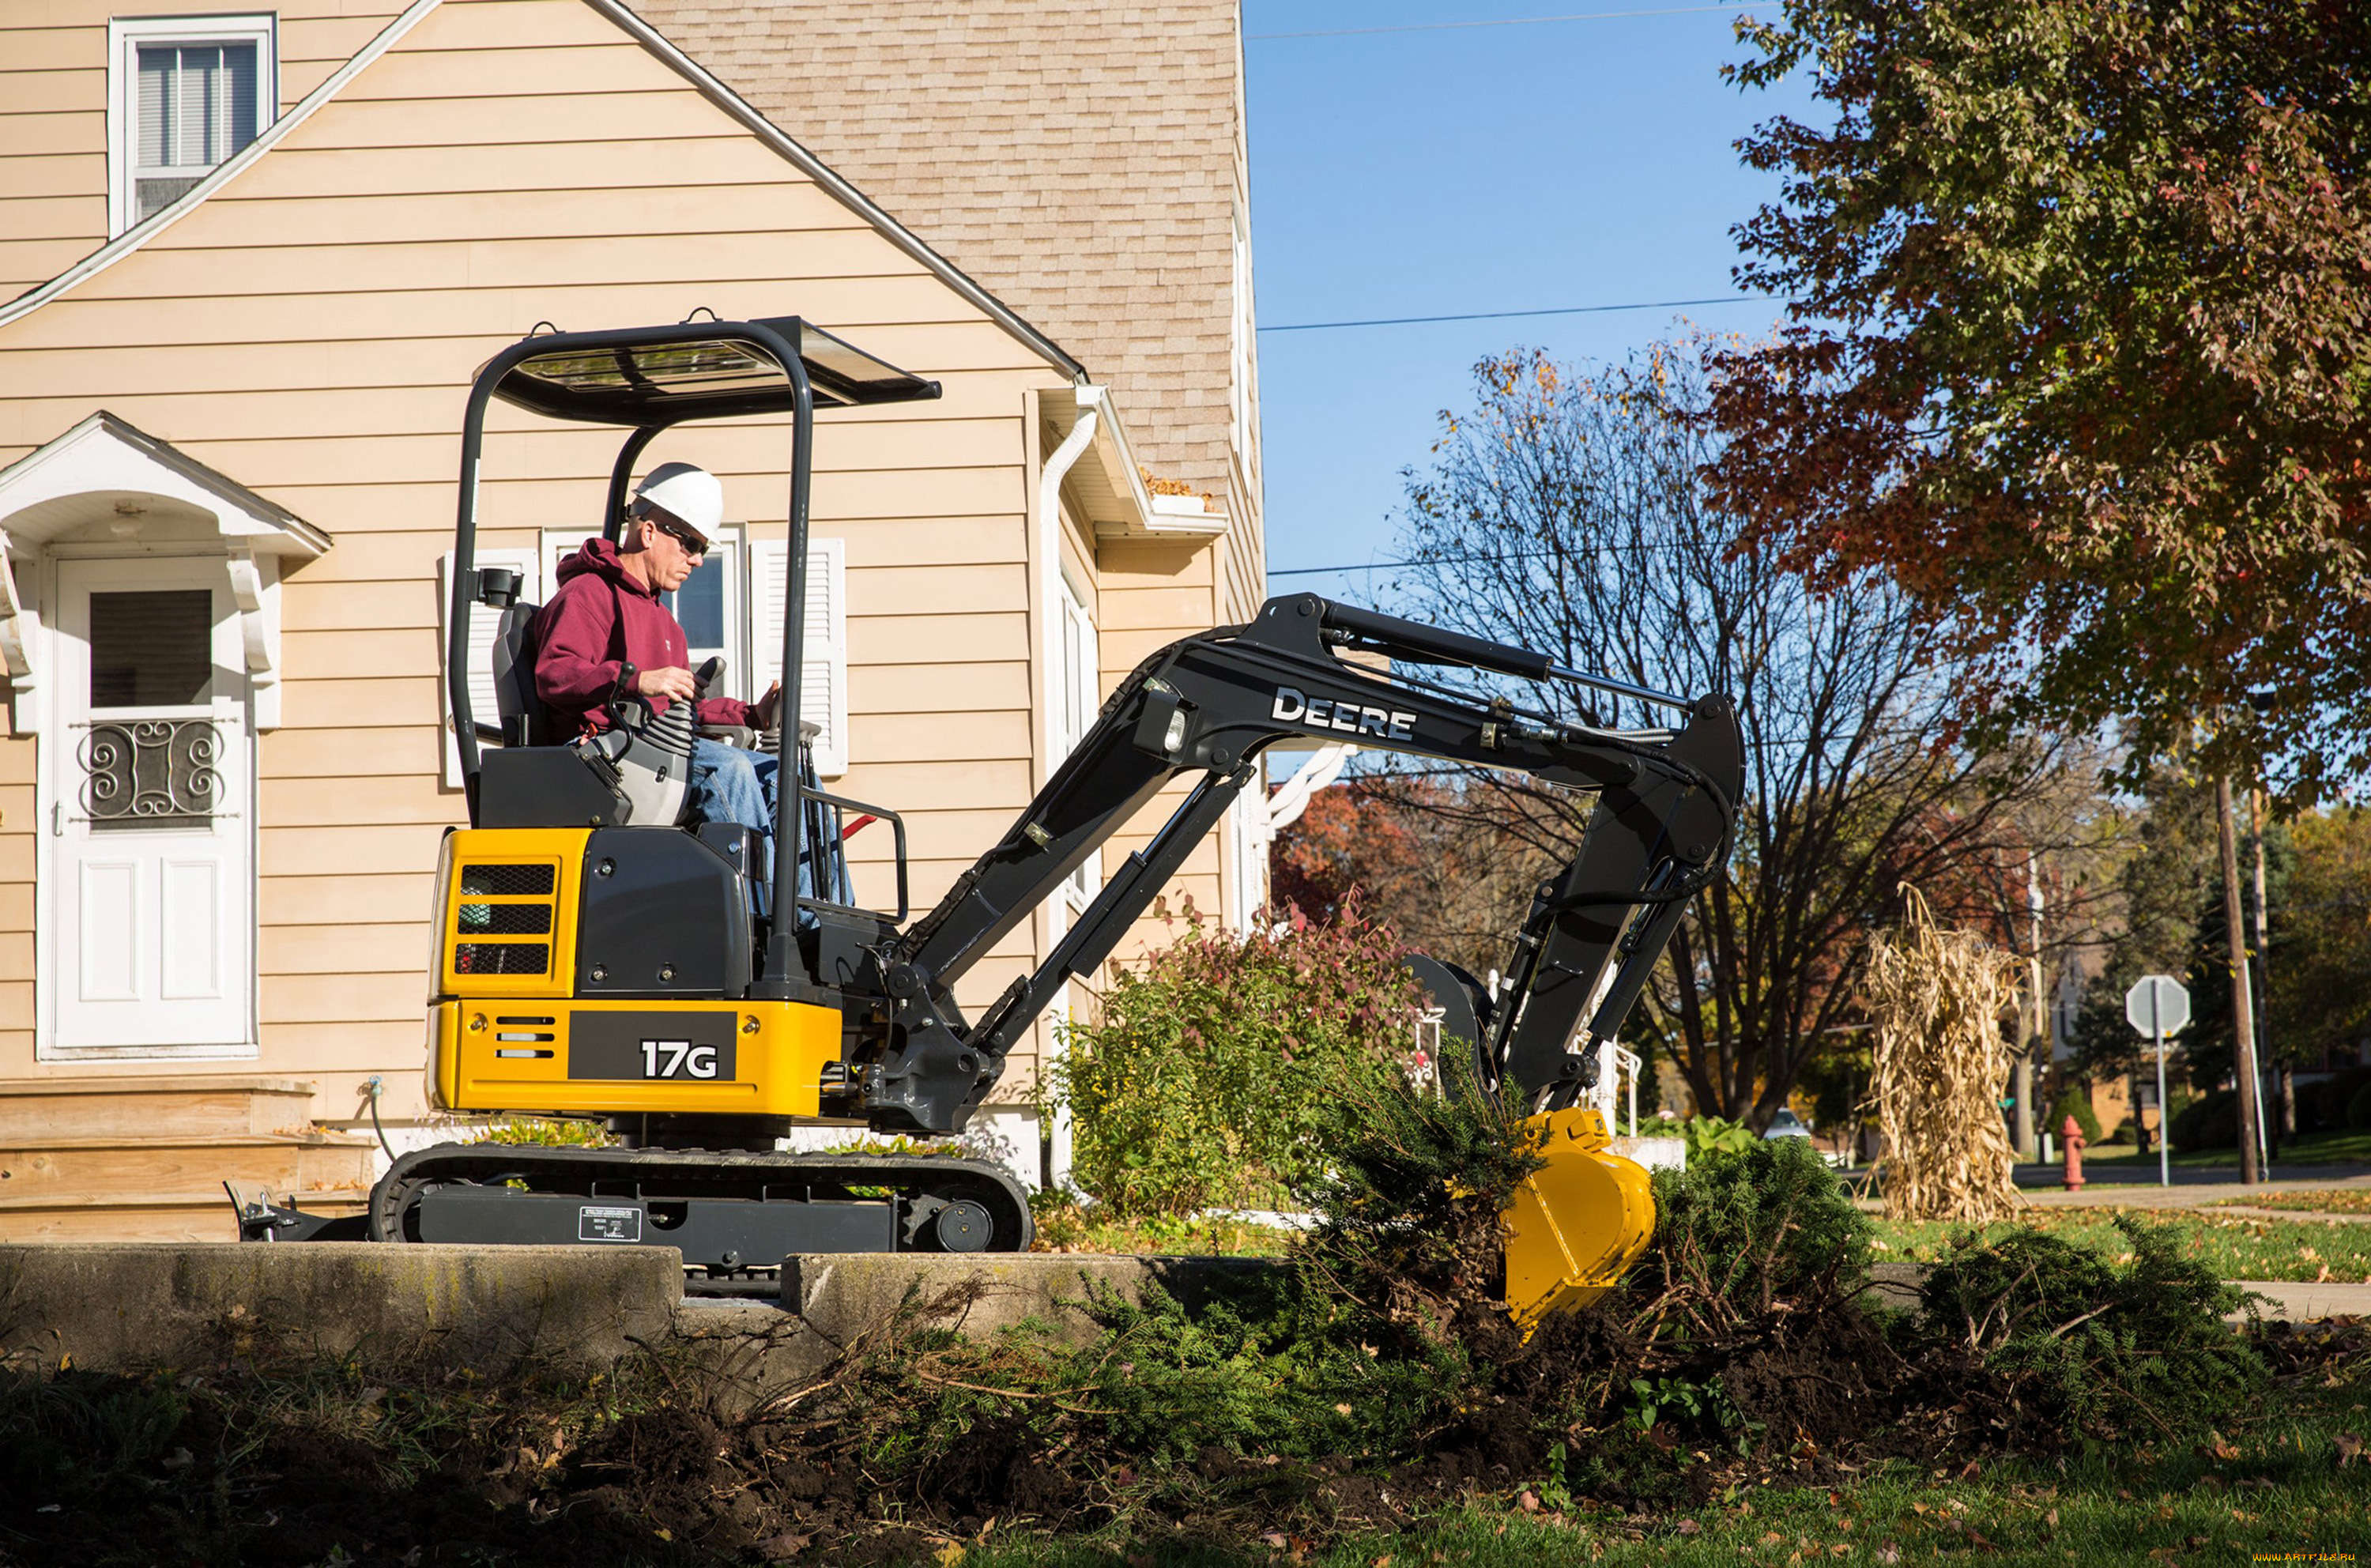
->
[1712, 0, 2371, 798]
[1271, 775, 1547, 979]
[1710, 0, 2371, 1178]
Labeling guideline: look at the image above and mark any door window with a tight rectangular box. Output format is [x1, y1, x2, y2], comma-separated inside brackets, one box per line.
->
[82, 588, 221, 831]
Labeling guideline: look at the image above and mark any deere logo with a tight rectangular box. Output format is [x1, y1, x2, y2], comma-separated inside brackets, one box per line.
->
[1272, 687, 1415, 741]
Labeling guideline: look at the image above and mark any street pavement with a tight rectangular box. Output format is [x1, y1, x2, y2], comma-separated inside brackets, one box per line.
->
[2012, 1159, 2371, 1208]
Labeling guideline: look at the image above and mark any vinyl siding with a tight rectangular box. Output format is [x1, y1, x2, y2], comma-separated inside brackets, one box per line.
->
[0, 2, 412, 302]
[1091, 535, 1229, 958]
[0, 0, 1072, 1115]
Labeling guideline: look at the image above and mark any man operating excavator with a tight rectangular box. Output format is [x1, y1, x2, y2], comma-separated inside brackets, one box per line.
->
[532, 461, 785, 852]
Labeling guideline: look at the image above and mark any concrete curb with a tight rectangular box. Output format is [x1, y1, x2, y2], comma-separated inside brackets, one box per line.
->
[671, 1253, 1285, 1396]
[0, 1243, 680, 1374]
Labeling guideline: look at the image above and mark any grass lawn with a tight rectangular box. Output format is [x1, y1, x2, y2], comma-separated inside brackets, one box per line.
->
[1868, 1206, 2371, 1282]
[960, 1379, 2370, 1566]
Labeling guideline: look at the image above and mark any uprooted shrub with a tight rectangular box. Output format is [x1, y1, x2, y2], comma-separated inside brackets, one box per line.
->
[1526, 1134, 1896, 1487]
[1047, 901, 1423, 1217]
[1293, 1065, 1548, 1358]
[1912, 1216, 2266, 1446]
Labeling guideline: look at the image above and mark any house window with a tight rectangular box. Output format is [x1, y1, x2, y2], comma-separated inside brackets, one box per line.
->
[667, 552, 731, 673]
[110, 15, 277, 236]
[541, 523, 749, 699]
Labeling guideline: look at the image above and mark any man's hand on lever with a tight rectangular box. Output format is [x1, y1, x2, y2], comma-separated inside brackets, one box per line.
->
[751, 680, 783, 731]
[632, 665, 699, 704]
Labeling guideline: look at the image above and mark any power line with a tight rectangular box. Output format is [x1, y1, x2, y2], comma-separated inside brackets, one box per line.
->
[1271, 544, 1694, 579]
[1259, 294, 1781, 333]
[1272, 557, 1429, 579]
[1249, 5, 1772, 42]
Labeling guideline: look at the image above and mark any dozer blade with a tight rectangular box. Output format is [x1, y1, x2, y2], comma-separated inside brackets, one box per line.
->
[1502, 1106, 1657, 1331]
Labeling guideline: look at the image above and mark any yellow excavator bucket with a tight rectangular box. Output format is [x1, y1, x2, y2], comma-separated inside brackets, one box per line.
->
[1502, 1106, 1657, 1331]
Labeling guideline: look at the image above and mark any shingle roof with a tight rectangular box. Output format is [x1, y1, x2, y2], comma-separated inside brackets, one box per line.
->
[633, 0, 1249, 517]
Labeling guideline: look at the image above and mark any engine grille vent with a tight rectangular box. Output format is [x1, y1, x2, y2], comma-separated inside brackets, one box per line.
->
[453, 861, 559, 981]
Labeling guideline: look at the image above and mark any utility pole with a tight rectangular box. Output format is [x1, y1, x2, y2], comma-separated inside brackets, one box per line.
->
[2216, 774, 2264, 1185]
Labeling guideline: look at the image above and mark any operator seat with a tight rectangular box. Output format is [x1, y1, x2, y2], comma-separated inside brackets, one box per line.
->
[488, 593, 552, 747]
[470, 567, 628, 830]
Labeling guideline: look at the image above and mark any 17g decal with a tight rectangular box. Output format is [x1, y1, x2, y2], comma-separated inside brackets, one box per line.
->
[639, 1039, 720, 1080]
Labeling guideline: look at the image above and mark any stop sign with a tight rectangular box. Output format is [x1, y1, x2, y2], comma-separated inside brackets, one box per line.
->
[2125, 974, 2192, 1038]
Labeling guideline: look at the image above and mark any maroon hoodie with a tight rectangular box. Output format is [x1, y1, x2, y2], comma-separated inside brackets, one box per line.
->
[531, 537, 757, 737]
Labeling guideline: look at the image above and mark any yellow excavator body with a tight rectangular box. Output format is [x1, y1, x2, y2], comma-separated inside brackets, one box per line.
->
[1501, 1106, 1658, 1329]
[424, 828, 843, 1121]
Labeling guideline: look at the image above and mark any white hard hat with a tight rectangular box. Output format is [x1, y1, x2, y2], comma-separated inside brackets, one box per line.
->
[633, 462, 723, 538]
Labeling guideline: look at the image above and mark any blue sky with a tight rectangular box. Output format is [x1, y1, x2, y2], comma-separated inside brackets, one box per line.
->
[1244, 2, 1816, 598]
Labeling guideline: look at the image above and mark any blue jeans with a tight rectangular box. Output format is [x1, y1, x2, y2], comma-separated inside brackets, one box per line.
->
[690, 738, 778, 842]
[688, 740, 849, 920]
[691, 740, 778, 915]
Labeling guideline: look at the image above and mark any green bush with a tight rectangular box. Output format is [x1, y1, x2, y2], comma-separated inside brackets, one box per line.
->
[1049, 905, 1423, 1218]
[2313, 1068, 2371, 1130]
[2172, 1087, 2241, 1151]
[1677, 1114, 1758, 1163]
[2346, 1080, 2371, 1131]
[2047, 1086, 2102, 1145]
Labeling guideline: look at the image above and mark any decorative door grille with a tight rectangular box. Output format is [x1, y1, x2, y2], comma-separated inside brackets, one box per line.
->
[77, 718, 228, 830]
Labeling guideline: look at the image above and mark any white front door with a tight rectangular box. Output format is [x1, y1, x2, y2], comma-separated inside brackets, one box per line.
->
[49, 557, 253, 1053]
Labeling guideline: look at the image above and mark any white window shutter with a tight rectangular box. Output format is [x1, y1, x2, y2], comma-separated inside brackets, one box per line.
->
[436, 549, 538, 789]
[748, 537, 847, 778]
[538, 529, 581, 605]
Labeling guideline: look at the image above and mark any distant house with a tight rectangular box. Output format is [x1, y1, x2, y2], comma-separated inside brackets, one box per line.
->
[0, 0, 1265, 1238]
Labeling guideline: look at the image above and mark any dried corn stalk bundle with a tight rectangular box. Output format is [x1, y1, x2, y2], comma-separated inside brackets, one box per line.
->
[1864, 885, 2024, 1223]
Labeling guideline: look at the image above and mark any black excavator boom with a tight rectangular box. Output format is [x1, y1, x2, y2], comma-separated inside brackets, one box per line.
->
[846, 591, 1741, 1135]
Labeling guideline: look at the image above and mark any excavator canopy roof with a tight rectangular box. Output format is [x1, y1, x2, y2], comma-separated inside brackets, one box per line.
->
[484, 315, 941, 427]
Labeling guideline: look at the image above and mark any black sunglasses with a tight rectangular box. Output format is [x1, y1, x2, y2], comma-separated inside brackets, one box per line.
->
[647, 515, 709, 556]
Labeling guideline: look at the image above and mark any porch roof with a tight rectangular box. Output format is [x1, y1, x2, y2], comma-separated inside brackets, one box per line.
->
[0, 412, 331, 559]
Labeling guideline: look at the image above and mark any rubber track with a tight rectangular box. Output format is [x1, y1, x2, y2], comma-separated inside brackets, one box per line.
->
[368, 1142, 1035, 1251]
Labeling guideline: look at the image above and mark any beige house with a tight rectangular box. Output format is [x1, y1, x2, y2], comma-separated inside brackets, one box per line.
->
[0, 0, 1265, 1238]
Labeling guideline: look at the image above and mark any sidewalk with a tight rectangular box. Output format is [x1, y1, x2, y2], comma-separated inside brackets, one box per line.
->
[2235, 1280, 2371, 1320]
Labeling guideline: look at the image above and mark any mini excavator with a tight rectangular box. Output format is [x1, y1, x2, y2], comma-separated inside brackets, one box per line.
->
[235, 316, 1743, 1327]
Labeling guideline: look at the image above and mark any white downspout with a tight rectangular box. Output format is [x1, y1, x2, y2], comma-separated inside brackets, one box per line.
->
[1035, 386, 1101, 1192]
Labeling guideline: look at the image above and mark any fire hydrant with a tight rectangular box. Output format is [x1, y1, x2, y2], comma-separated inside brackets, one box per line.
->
[2061, 1114, 2086, 1192]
